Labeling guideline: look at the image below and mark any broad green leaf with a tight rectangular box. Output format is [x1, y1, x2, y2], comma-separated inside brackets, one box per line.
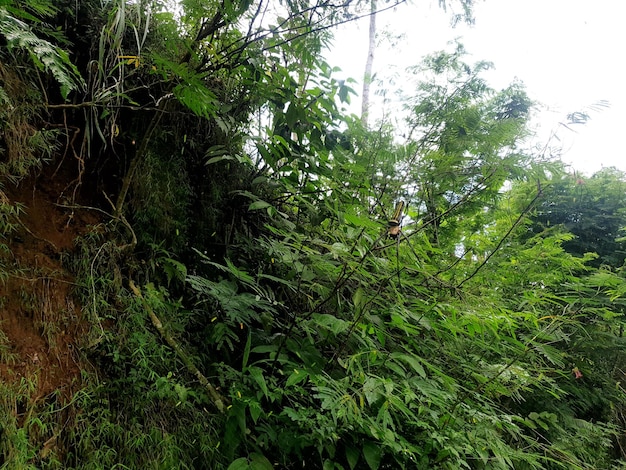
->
[227, 454, 273, 470]
[249, 200, 272, 211]
[362, 441, 382, 470]
[343, 212, 379, 229]
[250, 345, 279, 354]
[353, 287, 364, 310]
[285, 102, 301, 128]
[249, 452, 273, 470]
[206, 155, 236, 165]
[230, 400, 247, 435]
[227, 458, 250, 470]
[338, 82, 354, 103]
[248, 400, 263, 424]
[363, 377, 381, 406]
[345, 446, 360, 470]
[311, 313, 350, 335]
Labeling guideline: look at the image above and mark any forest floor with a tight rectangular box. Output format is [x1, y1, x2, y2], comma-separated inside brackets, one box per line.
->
[0, 161, 100, 399]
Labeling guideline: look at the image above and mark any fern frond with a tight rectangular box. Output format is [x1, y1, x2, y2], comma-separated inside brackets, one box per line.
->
[0, 7, 85, 99]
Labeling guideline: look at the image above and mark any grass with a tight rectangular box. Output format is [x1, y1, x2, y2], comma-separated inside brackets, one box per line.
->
[0, 326, 18, 365]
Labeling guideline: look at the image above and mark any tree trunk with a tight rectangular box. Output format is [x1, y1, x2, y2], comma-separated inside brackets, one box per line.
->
[361, 0, 376, 128]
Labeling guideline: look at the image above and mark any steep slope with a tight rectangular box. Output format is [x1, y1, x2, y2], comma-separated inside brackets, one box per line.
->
[0, 161, 100, 463]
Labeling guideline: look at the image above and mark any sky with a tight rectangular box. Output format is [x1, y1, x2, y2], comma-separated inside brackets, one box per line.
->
[324, 0, 625, 174]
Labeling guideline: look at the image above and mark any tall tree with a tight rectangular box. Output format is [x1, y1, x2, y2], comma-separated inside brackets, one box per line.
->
[532, 167, 626, 268]
[360, 0, 376, 127]
[402, 45, 532, 253]
[360, 0, 475, 128]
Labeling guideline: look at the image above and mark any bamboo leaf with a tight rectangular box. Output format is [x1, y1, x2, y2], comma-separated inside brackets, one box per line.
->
[353, 287, 364, 310]
[389, 353, 426, 378]
[242, 332, 252, 370]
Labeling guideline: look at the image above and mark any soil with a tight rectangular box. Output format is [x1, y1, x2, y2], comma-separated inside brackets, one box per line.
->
[0, 161, 101, 398]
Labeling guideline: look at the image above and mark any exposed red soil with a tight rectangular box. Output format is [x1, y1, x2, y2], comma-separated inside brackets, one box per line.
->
[0, 163, 101, 398]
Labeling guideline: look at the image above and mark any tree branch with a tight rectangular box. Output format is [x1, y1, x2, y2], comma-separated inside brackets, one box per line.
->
[456, 185, 543, 289]
[129, 280, 227, 413]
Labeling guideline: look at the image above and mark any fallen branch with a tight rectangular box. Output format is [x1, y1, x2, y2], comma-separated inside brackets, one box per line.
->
[129, 280, 227, 413]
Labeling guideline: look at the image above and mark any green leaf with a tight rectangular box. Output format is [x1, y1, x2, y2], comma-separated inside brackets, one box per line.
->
[285, 102, 300, 128]
[250, 345, 279, 354]
[162, 257, 187, 285]
[389, 352, 426, 378]
[206, 155, 236, 165]
[342, 212, 379, 230]
[249, 452, 273, 470]
[338, 82, 352, 103]
[248, 400, 263, 424]
[353, 287, 364, 310]
[345, 446, 360, 470]
[227, 458, 250, 470]
[173, 80, 218, 119]
[227, 454, 273, 470]
[0, 8, 84, 98]
[248, 366, 269, 398]
[361, 378, 377, 407]
[249, 200, 272, 211]
[285, 368, 309, 387]
[242, 332, 252, 370]
[362, 441, 382, 470]
[230, 400, 247, 435]
[311, 313, 350, 335]
[174, 383, 188, 402]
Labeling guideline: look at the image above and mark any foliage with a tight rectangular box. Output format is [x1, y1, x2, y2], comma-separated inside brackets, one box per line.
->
[0, 0, 625, 469]
[0, 57, 60, 179]
[0, 3, 84, 99]
[531, 167, 626, 268]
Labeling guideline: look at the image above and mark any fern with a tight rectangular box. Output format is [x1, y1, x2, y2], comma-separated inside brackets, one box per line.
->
[0, 7, 84, 98]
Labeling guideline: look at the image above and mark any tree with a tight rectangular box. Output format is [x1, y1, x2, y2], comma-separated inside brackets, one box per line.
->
[532, 167, 626, 268]
[360, 0, 376, 127]
[401, 44, 532, 255]
[360, 0, 475, 128]
[1, 0, 626, 468]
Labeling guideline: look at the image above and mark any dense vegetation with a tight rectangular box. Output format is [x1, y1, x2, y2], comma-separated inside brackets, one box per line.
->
[1, 0, 626, 468]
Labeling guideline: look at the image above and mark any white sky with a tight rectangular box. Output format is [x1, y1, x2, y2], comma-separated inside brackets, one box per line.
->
[324, 0, 626, 175]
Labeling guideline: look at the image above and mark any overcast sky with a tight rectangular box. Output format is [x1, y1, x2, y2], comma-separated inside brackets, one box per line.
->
[324, 0, 625, 175]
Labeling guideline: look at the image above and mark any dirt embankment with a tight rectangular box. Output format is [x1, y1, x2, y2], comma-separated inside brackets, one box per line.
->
[0, 164, 100, 398]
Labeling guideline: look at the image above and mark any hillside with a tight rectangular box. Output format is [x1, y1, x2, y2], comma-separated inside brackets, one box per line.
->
[1, 1, 626, 469]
